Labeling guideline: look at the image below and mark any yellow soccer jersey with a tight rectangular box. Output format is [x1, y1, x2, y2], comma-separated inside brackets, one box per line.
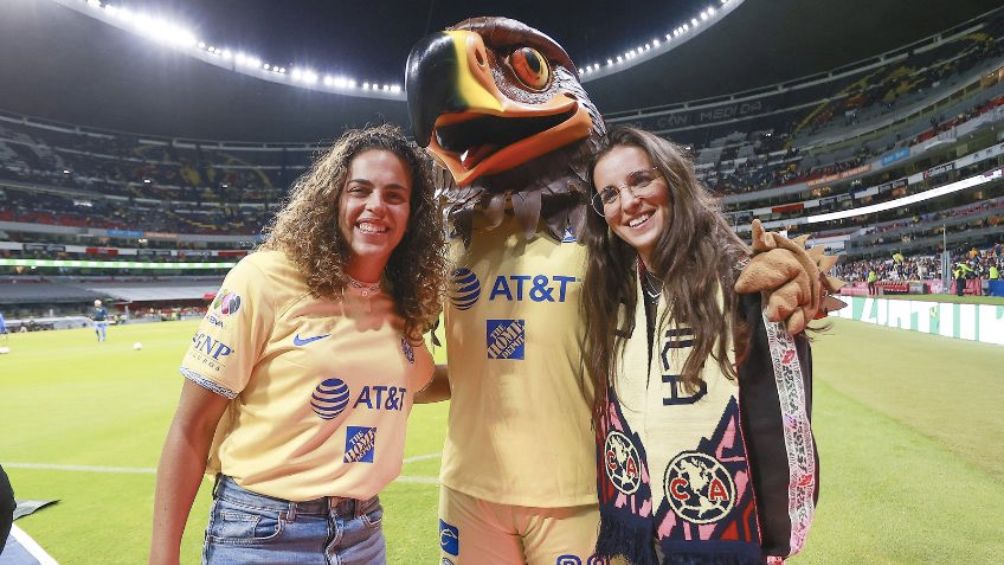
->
[179, 250, 433, 502]
[441, 215, 597, 507]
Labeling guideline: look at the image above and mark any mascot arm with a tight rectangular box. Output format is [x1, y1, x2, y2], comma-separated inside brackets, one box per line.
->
[735, 220, 846, 335]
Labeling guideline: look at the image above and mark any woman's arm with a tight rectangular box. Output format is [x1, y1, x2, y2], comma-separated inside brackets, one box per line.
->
[414, 364, 451, 404]
[148, 380, 230, 565]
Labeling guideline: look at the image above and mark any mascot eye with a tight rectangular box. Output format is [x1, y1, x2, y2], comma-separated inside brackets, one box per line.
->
[509, 47, 550, 90]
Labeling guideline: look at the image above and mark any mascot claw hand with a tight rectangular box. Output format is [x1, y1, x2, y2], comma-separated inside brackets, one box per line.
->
[735, 220, 847, 335]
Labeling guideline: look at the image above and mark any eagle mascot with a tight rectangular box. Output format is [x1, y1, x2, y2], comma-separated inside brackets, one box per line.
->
[406, 17, 842, 565]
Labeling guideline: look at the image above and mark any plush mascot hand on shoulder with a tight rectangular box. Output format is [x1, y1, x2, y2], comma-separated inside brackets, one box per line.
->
[406, 16, 840, 335]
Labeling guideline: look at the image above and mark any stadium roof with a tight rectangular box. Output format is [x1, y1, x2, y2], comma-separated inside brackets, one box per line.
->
[0, 0, 1000, 141]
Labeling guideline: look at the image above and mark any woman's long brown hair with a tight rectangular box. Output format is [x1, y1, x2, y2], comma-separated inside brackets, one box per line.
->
[581, 126, 750, 422]
[261, 124, 446, 342]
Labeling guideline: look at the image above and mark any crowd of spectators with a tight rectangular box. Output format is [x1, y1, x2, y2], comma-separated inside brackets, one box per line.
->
[833, 243, 1004, 284]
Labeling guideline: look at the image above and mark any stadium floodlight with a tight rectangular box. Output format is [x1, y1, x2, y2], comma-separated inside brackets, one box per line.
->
[71, 0, 744, 94]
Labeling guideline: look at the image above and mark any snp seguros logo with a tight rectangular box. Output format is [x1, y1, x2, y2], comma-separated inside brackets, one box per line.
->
[189, 332, 235, 372]
[449, 268, 578, 310]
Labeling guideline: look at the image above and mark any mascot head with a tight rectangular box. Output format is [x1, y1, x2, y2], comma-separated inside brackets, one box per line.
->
[406, 17, 606, 240]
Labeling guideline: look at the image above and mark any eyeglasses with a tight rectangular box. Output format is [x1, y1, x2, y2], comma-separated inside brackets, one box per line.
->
[590, 167, 664, 216]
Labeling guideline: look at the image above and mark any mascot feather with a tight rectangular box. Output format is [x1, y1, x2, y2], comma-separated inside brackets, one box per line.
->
[406, 17, 842, 563]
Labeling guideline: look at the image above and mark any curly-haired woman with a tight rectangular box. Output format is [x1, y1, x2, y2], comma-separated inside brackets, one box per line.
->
[582, 127, 818, 564]
[150, 124, 447, 565]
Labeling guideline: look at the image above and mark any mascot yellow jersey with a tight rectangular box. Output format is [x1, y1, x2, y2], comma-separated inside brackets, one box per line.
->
[441, 214, 597, 507]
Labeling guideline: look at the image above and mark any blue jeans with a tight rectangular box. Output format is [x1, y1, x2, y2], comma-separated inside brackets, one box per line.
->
[203, 476, 386, 565]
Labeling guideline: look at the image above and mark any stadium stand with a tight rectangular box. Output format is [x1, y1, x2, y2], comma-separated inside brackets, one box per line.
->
[2, 5, 1004, 318]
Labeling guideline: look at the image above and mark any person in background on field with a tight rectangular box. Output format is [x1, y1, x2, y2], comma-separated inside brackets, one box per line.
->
[867, 269, 878, 295]
[92, 299, 109, 342]
[953, 262, 972, 297]
[149, 125, 447, 565]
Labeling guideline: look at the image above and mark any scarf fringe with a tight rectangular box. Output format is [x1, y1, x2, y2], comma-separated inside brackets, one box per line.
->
[595, 507, 659, 565]
[659, 543, 765, 565]
[661, 555, 764, 565]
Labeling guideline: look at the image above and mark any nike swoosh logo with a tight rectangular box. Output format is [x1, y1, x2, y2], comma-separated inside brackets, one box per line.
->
[293, 333, 331, 346]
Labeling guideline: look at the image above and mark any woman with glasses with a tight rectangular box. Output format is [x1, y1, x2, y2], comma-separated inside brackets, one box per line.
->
[149, 125, 447, 565]
[581, 126, 818, 564]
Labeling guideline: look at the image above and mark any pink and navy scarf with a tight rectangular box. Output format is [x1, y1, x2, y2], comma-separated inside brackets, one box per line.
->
[595, 281, 817, 565]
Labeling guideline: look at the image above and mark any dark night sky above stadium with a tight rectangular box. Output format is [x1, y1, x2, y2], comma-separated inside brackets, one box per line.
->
[1, 0, 1001, 140]
[112, 0, 710, 81]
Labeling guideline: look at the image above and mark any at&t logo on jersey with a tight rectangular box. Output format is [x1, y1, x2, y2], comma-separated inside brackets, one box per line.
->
[489, 274, 576, 303]
[486, 319, 525, 360]
[311, 378, 351, 420]
[344, 426, 376, 463]
[449, 268, 481, 310]
[310, 382, 408, 420]
[604, 430, 642, 495]
[663, 451, 736, 524]
[353, 385, 407, 411]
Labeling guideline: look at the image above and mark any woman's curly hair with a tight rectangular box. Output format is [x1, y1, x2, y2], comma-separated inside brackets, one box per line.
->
[261, 124, 446, 341]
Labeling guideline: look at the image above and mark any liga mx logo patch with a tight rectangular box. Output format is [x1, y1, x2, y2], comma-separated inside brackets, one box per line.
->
[212, 289, 241, 316]
[449, 268, 481, 310]
[486, 319, 525, 360]
[344, 426, 376, 463]
[663, 451, 735, 524]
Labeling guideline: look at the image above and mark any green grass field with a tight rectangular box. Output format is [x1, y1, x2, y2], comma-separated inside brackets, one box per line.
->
[2, 318, 1002, 564]
[874, 293, 1004, 306]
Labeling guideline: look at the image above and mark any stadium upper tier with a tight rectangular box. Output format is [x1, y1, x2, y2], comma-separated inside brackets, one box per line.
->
[1, 9, 1003, 268]
[0, 8, 1001, 203]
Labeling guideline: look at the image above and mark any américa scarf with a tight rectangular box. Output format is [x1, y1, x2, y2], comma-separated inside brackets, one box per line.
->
[595, 270, 818, 565]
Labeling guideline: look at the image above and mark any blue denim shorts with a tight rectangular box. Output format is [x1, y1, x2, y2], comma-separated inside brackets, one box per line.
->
[202, 475, 386, 565]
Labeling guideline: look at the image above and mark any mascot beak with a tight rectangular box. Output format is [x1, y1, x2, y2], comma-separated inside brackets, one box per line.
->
[406, 30, 593, 186]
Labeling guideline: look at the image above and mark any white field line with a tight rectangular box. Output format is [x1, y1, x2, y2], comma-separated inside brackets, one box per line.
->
[402, 452, 442, 464]
[10, 524, 60, 565]
[2, 453, 443, 485]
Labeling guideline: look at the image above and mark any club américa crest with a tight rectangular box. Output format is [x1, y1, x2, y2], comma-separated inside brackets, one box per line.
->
[663, 451, 735, 524]
[604, 430, 642, 495]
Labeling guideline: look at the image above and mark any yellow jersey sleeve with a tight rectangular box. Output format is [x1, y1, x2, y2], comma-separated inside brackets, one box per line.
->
[180, 254, 276, 398]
